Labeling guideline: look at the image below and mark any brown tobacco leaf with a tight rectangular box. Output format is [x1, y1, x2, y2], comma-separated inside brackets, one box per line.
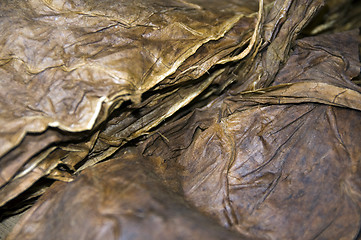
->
[0, 130, 67, 187]
[236, 30, 361, 109]
[272, 30, 361, 87]
[0, 0, 261, 159]
[0, 0, 269, 211]
[3, 2, 361, 239]
[71, 0, 325, 172]
[0, 0, 324, 211]
[0, 131, 99, 209]
[0, 67, 224, 211]
[182, 104, 361, 239]
[0, 0, 264, 209]
[230, 0, 325, 92]
[6, 152, 257, 240]
[140, 31, 361, 239]
[142, 104, 361, 239]
[0, 0, 327, 216]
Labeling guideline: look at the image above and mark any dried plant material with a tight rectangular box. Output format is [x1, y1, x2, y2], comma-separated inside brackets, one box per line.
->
[0, 130, 66, 187]
[230, 0, 324, 92]
[62, 0, 324, 173]
[6, 152, 256, 240]
[0, 0, 261, 160]
[0, 211, 25, 240]
[181, 104, 361, 239]
[2, 0, 361, 239]
[0, 0, 326, 217]
[0, 0, 265, 208]
[272, 30, 360, 87]
[0, 131, 99, 209]
[141, 30, 361, 239]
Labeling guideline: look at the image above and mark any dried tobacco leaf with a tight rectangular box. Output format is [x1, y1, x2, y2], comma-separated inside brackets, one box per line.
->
[5, 152, 256, 240]
[2, 0, 361, 239]
[230, 0, 324, 92]
[140, 30, 361, 239]
[178, 104, 361, 239]
[0, 0, 261, 162]
[0, 211, 25, 240]
[0, 0, 265, 209]
[0, 0, 326, 219]
[69, 0, 324, 172]
[0, 132, 99, 209]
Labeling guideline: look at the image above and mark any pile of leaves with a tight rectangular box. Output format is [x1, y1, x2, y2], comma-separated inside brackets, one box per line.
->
[1, 0, 361, 239]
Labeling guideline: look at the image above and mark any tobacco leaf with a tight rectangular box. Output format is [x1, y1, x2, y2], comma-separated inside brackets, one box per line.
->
[0, 0, 260, 159]
[272, 30, 360, 87]
[0, 0, 264, 208]
[0, 130, 68, 187]
[0, 0, 326, 216]
[5, 151, 257, 240]
[66, 0, 324, 172]
[140, 30, 361, 239]
[182, 104, 361, 239]
[8, 28, 360, 240]
[0, 69, 219, 209]
[2, 1, 361, 239]
[0, 131, 99, 209]
[229, 0, 325, 92]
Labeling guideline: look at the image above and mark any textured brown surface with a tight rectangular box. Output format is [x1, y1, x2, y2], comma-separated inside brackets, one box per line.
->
[0, 0, 263, 208]
[0, 0, 259, 156]
[2, 0, 361, 239]
[141, 30, 361, 239]
[0, 0, 256, 154]
[6, 29, 361, 240]
[165, 104, 361, 239]
[6, 152, 256, 240]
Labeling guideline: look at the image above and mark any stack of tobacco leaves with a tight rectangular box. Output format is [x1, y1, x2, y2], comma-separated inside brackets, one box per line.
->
[0, 0, 265, 213]
[1, 0, 361, 239]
